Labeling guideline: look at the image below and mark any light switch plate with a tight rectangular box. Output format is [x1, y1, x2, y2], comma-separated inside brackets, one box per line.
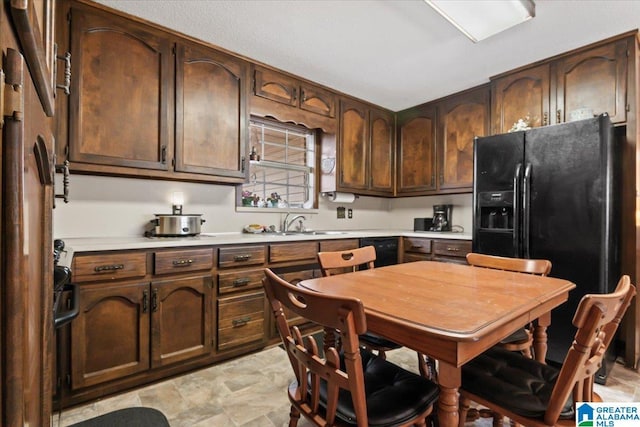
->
[347, 208, 353, 219]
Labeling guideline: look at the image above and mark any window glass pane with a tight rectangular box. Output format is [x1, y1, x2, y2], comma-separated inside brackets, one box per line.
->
[241, 117, 315, 209]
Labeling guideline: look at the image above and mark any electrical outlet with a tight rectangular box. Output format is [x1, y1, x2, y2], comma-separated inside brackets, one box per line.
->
[337, 207, 346, 219]
[347, 208, 353, 219]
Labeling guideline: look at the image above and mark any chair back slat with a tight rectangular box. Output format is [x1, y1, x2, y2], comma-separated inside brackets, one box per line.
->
[262, 268, 370, 426]
[318, 245, 376, 276]
[466, 253, 551, 275]
[544, 276, 635, 425]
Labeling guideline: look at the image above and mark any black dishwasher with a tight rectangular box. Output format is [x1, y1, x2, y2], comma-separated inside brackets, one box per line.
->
[360, 237, 398, 267]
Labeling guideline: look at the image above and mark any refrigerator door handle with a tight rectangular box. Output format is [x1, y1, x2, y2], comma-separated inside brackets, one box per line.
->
[513, 163, 523, 257]
[523, 163, 532, 259]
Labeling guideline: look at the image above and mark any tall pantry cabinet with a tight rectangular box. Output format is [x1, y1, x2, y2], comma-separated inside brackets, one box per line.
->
[1, 0, 57, 425]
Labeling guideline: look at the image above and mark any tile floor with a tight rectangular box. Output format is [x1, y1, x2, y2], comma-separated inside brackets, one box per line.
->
[56, 345, 640, 427]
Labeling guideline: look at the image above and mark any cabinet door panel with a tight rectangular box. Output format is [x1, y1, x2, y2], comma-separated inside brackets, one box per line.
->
[438, 87, 489, 191]
[300, 84, 336, 117]
[491, 63, 550, 134]
[151, 275, 212, 367]
[175, 42, 248, 179]
[338, 99, 368, 189]
[71, 281, 149, 389]
[556, 40, 628, 124]
[69, 8, 170, 170]
[397, 106, 436, 194]
[369, 109, 394, 193]
[254, 67, 298, 106]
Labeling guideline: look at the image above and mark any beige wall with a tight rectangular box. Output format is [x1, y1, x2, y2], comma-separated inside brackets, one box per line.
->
[53, 174, 472, 238]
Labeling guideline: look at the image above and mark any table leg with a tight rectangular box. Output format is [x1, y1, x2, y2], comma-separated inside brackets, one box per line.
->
[436, 361, 460, 427]
[533, 312, 550, 363]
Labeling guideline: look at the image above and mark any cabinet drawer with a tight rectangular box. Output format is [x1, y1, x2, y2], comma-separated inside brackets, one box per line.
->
[218, 268, 265, 295]
[218, 291, 265, 351]
[269, 242, 318, 263]
[154, 248, 213, 275]
[403, 237, 432, 254]
[218, 245, 266, 268]
[73, 252, 147, 282]
[432, 240, 471, 258]
[319, 239, 359, 252]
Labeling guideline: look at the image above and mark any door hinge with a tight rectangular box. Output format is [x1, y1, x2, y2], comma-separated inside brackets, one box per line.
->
[66, 374, 71, 386]
[627, 104, 631, 112]
[0, 69, 24, 128]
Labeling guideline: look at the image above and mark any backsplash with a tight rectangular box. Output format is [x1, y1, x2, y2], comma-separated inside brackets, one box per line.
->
[53, 174, 472, 238]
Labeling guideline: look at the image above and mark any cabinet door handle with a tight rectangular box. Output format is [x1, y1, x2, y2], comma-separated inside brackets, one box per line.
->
[292, 87, 297, 102]
[161, 145, 167, 164]
[152, 289, 158, 312]
[232, 278, 251, 287]
[233, 254, 252, 262]
[172, 259, 193, 266]
[543, 112, 548, 126]
[94, 264, 124, 272]
[54, 160, 70, 204]
[301, 89, 306, 103]
[411, 245, 423, 249]
[56, 51, 71, 95]
[142, 290, 148, 313]
[232, 316, 251, 327]
[557, 109, 562, 123]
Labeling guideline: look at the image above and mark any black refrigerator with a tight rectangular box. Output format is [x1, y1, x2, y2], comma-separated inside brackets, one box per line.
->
[472, 114, 620, 382]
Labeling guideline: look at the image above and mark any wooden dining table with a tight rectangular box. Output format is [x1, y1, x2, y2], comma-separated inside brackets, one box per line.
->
[298, 260, 575, 427]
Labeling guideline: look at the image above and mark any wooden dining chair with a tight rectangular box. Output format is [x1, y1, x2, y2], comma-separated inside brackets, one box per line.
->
[317, 246, 437, 381]
[466, 252, 552, 358]
[458, 275, 635, 427]
[262, 268, 440, 427]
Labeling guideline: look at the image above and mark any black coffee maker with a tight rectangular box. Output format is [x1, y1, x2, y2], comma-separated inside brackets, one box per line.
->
[431, 204, 452, 232]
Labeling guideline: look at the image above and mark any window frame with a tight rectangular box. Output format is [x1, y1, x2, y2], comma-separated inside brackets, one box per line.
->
[236, 117, 319, 213]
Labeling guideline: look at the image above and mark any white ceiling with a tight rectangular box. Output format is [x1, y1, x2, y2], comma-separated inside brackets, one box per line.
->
[94, 0, 639, 112]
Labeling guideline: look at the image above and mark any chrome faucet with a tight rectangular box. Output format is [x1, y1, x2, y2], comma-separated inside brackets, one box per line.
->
[282, 213, 306, 232]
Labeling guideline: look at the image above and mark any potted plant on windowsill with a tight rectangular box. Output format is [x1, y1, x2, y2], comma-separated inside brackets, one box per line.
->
[242, 190, 258, 207]
[267, 192, 281, 208]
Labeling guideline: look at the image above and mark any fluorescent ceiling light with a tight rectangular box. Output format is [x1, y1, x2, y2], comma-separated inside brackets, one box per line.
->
[425, 0, 535, 43]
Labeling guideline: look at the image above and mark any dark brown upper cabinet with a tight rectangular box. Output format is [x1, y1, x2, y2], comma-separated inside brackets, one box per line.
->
[254, 66, 336, 118]
[175, 41, 248, 180]
[397, 85, 489, 196]
[337, 98, 394, 196]
[492, 37, 630, 134]
[397, 104, 437, 195]
[67, 6, 172, 172]
[555, 39, 628, 125]
[58, 1, 249, 183]
[437, 86, 490, 192]
[491, 63, 551, 134]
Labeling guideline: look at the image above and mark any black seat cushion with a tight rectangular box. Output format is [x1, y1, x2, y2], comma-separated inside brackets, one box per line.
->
[359, 331, 402, 349]
[499, 327, 530, 344]
[462, 347, 574, 420]
[313, 349, 439, 426]
[68, 407, 170, 427]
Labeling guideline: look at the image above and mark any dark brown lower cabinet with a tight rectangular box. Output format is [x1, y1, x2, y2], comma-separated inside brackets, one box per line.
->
[70, 275, 213, 390]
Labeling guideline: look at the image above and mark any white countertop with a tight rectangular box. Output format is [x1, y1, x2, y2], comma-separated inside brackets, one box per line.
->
[60, 230, 471, 252]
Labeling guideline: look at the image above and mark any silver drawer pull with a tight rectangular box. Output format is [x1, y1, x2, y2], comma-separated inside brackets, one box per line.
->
[172, 259, 194, 266]
[232, 316, 251, 327]
[233, 254, 252, 262]
[446, 247, 460, 252]
[411, 245, 423, 249]
[232, 278, 251, 287]
[94, 264, 124, 272]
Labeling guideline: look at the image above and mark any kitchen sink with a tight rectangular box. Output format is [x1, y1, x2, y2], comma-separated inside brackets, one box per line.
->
[273, 231, 348, 236]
